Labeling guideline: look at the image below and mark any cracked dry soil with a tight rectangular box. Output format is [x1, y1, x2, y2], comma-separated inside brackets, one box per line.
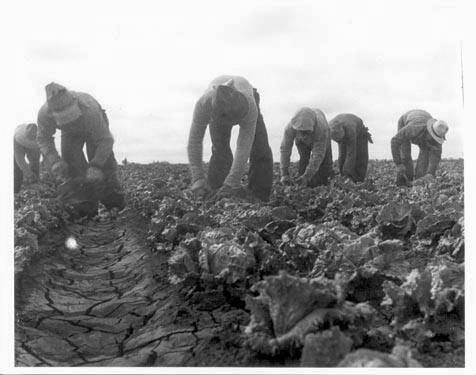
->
[15, 209, 261, 367]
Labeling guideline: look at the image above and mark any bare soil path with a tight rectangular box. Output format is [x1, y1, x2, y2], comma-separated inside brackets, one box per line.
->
[15, 209, 261, 367]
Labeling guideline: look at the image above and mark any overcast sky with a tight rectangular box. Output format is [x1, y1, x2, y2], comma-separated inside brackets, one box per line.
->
[14, 0, 463, 163]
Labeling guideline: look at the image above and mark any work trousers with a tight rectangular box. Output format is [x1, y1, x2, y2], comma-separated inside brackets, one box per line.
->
[338, 124, 369, 182]
[207, 89, 273, 201]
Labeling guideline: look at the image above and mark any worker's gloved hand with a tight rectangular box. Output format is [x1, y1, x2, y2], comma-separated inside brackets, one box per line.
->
[295, 174, 310, 187]
[191, 178, 211, 198]
[86, 166, 104, 183]
[51, 160, 69, 178]
[280, 175, 291, 185]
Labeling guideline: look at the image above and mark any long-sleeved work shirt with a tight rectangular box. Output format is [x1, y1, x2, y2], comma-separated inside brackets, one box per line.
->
[37, 92, 114, 169]
[391, 110, 441, 175]
[14, 123, 39, 174]
[187, 75, 258, 188]
[280, 107, 330, 179]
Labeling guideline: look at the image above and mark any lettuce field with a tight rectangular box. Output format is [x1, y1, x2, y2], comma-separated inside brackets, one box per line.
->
[14, 159, 464, 367]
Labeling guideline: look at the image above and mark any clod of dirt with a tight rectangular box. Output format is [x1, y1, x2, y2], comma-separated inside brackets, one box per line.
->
[300, 326, 353, 367]
[338, 344, 422, 367]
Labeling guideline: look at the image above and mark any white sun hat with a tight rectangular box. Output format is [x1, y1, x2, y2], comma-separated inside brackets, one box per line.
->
[427, 119, 448, 144]
[291, 109, 315, 131]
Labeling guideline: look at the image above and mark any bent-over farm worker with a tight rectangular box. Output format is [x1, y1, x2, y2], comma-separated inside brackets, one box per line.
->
[329, 113, 373, 182]
[187, 75, 273, 201]
[280, 107, 333, 187]
[391, 109, 448, 186]
[14, 123, 41, 193]
[37, 82, 125, 210]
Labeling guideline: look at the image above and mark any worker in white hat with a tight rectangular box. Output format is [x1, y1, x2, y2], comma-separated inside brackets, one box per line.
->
[391, 109, 449, 186]
[14, 123, 40, 193]
[280, 107, 333, 187]
[37, 82, 125, 210]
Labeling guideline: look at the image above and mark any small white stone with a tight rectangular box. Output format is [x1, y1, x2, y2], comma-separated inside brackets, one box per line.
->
[65, 236, 78, 250]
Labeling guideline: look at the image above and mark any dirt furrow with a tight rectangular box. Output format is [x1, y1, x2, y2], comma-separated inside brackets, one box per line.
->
[15, 209, 258, 367]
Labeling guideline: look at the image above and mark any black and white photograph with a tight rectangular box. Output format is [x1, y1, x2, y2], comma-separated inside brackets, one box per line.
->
[3, 0, 472, 372]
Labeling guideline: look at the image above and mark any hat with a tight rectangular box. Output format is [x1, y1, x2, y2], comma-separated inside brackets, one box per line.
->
[45, 82, 82, 126]
[427, 119, 448, 144]
[211, 82, 249, 123]
[14, 123, 38, 149]
[330, 123, 345, 142]
[291, 111, 315, 131]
